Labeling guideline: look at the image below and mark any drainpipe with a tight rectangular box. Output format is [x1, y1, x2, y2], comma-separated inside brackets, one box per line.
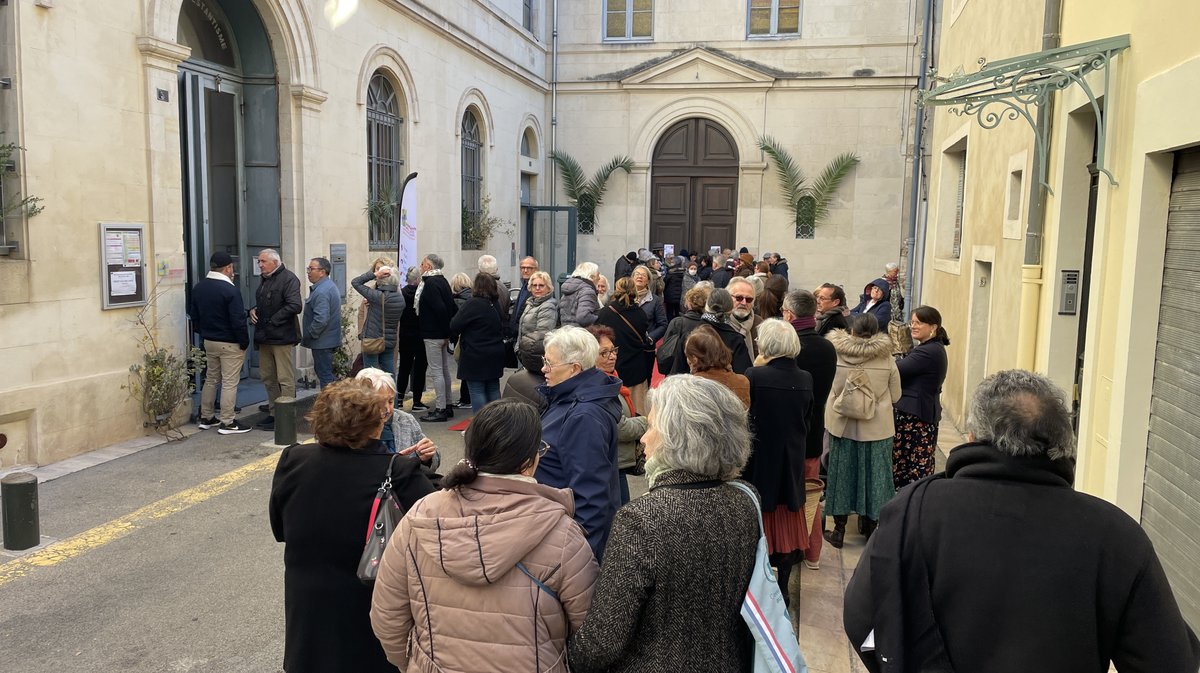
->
[1015, 0, 1062, 369]
[905, 0, 936, 309]
[550, 0, 559, 207]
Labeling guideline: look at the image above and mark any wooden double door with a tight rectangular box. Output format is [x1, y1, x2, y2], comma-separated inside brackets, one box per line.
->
[650, 118, 739, 254]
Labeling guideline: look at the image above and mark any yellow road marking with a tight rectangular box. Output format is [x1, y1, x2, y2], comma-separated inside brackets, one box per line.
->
[0, 451, 281, 587]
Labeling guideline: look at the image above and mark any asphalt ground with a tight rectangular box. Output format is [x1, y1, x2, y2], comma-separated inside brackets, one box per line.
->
[0, 379, 650, 673]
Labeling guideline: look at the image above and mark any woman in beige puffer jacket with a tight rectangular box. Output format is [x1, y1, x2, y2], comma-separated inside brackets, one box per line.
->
[823, 314, 901, 548]
[371, 399, 598, 673]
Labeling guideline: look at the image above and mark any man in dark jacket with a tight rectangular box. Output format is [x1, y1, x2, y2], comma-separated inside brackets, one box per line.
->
[535, 326, 622, 560]
[766, 252, 790, 280]
[613, 251, 637, 282]
[815, 283, 850, 336]
[782, 289, 836, 568]
[250, 249, 301, 430]
[849, 278, 892, 331]
[191, 251, 251, 435]
[710, 258, 734, 289]
[662, 257, 685, 321]
[509, 256, 538, 337]
[415, 253, 457, 422]
[843, 370, 1200, 673]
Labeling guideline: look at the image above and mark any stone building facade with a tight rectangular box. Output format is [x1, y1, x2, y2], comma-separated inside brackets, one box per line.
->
[0, 0, 921, 466]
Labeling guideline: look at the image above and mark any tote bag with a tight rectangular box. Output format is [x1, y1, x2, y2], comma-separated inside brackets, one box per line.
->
[728, 481, 808, 673]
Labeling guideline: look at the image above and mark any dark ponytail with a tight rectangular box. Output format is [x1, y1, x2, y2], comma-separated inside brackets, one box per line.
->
[911, 305, 950, 346]
[441, 399, 542, 490]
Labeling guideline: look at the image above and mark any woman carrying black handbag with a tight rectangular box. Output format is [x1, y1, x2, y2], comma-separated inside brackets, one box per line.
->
[269, 379, 436, 673]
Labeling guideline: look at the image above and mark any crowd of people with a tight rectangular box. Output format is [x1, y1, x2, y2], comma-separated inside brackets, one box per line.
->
[259, 245, 1199, 673]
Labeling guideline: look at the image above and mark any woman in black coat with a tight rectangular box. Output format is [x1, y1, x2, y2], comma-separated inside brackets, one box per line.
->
[396, 267, 428, 410]
[595, 277, 652, 414]
[742, 319, 814, 605]
[449, 273, 507, 413]
[269, 379, 436, 673]
[892, 305, 950, 489]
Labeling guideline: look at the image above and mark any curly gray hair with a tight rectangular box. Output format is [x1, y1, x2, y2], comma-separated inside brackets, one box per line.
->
[966, 369, 1076, 461]
[648, 375, 751, 480]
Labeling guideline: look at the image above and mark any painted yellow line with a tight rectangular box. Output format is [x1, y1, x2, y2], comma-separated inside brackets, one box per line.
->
[0, 451, 281, 587]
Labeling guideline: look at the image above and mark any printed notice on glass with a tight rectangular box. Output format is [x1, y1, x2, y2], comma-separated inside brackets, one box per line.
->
[123, 232, 142, 267]
[110, 270, 138, 296]
[106, 233, 126, 266]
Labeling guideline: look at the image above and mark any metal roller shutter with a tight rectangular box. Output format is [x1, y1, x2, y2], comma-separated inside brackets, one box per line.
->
[1142, 147, 1200, 631]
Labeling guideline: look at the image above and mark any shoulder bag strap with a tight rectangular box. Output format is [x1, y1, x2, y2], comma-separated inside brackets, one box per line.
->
[726, 481, 765, 538]
[516, 562, 560, 602]
[608, 304, 644, 343]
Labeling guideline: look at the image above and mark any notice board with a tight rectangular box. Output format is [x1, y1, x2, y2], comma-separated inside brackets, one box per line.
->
[100, 223, 148, 309]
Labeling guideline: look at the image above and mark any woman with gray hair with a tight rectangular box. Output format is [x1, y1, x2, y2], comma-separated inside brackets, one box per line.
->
[559, 261, 601, 327]
[568, 375, 759, 673]
[351, 262, 406, 379]
[534, 326, 623, 560]
[744, 319, 814, 602]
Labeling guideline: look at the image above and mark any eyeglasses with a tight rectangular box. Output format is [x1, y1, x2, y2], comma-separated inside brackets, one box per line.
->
[529, 283, 547, 288]
[520, 265, 537, 271]
[538, 440, 551, 457]
[306, 266, 322, 272]
[541, 357, 575, 370]
[815, 294, 833, 303]
[599, 347, 619, 358]
[732, 294, 755, 304]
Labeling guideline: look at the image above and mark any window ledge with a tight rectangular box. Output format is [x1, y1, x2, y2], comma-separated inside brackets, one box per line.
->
[602, 37, 654, 44]
[746, 33, 801, 41]
[933, 257, 962, 275]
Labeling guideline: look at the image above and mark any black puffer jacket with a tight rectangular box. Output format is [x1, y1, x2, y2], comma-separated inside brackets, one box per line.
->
[351, 271, 406, 349]
[254, 265, 302, 346]
[416, 274, 457, 339]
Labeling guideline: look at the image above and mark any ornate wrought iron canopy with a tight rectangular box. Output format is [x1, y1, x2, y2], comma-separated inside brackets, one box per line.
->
[919, 35, 1130, 191]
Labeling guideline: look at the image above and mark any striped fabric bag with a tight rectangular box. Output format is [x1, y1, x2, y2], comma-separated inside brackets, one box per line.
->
[729, 481, 808, 673]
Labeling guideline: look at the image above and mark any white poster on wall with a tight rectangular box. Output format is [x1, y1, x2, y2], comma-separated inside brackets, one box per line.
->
[399, 178, 418, 275]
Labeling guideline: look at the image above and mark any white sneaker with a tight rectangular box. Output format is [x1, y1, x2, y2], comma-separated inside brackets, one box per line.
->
[804, 559, 820, 571]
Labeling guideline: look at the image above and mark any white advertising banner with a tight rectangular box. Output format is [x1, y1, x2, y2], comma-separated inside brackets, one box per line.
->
[399, 178, 418, 274]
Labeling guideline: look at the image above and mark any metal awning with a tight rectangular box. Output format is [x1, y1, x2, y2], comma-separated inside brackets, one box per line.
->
[919, 34, 1130, 191]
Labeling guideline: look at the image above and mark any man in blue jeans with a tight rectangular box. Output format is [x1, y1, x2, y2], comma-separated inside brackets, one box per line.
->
[301, 257, 342, 388]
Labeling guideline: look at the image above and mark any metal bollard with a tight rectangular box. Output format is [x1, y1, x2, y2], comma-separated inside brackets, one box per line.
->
[274, 396, 297, 446]
[2, 472, 40, 551]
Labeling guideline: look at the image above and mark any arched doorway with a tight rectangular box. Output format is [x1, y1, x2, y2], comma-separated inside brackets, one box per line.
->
[177, 0, 281, 304]
[650, 118, 739, 254]
[177, 0, 281, 383]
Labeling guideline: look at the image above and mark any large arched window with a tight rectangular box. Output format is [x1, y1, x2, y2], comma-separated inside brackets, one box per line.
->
[461, 110, 483, 248]
[367, 73, 403, 250]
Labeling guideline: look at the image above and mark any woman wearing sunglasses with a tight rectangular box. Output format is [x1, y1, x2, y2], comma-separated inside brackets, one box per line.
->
[371, 399, 598, 673]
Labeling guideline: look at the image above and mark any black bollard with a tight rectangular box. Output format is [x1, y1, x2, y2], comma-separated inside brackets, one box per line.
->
[274, 396, 297, 446]
[2, 472, 40, 551]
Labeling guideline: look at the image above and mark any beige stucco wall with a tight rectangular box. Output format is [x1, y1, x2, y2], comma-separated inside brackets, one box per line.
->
[1047, 0, 1200, 513]
[918, 0, 1044, 425]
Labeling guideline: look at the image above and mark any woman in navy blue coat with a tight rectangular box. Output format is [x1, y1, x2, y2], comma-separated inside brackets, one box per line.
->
[850, 278, 893, 331]
[892, 305, 950, 489]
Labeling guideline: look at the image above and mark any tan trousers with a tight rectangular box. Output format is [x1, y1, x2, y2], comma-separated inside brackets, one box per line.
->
[200, 339, 247, 424]
[629, 381, 650, 417]
[258, 344, 296, 413]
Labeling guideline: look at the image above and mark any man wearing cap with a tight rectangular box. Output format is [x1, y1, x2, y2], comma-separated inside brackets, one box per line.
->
[191, 251, 252, 434]
[614, 251, 637, 282]
[301, 257, 342, 389]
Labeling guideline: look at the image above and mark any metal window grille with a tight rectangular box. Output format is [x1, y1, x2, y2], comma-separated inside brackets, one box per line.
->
[367, 74, 403, 250]
[605, 0, 652, 40]
[461, 111, 483, 248]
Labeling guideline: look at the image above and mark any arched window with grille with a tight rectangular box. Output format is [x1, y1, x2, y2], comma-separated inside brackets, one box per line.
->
[367, 73, 403, 250]
[461, 110, 483, 248]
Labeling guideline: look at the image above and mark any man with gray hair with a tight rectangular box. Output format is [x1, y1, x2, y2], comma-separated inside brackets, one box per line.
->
[843, 370, 1200, 673]
[250, 248, 302, 430]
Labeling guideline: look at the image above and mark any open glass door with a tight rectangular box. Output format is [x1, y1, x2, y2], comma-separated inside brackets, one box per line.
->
[524, 206, 577, 284]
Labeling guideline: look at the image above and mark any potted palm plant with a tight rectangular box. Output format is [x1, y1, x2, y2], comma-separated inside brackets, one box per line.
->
[757, 135, 860, 239]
